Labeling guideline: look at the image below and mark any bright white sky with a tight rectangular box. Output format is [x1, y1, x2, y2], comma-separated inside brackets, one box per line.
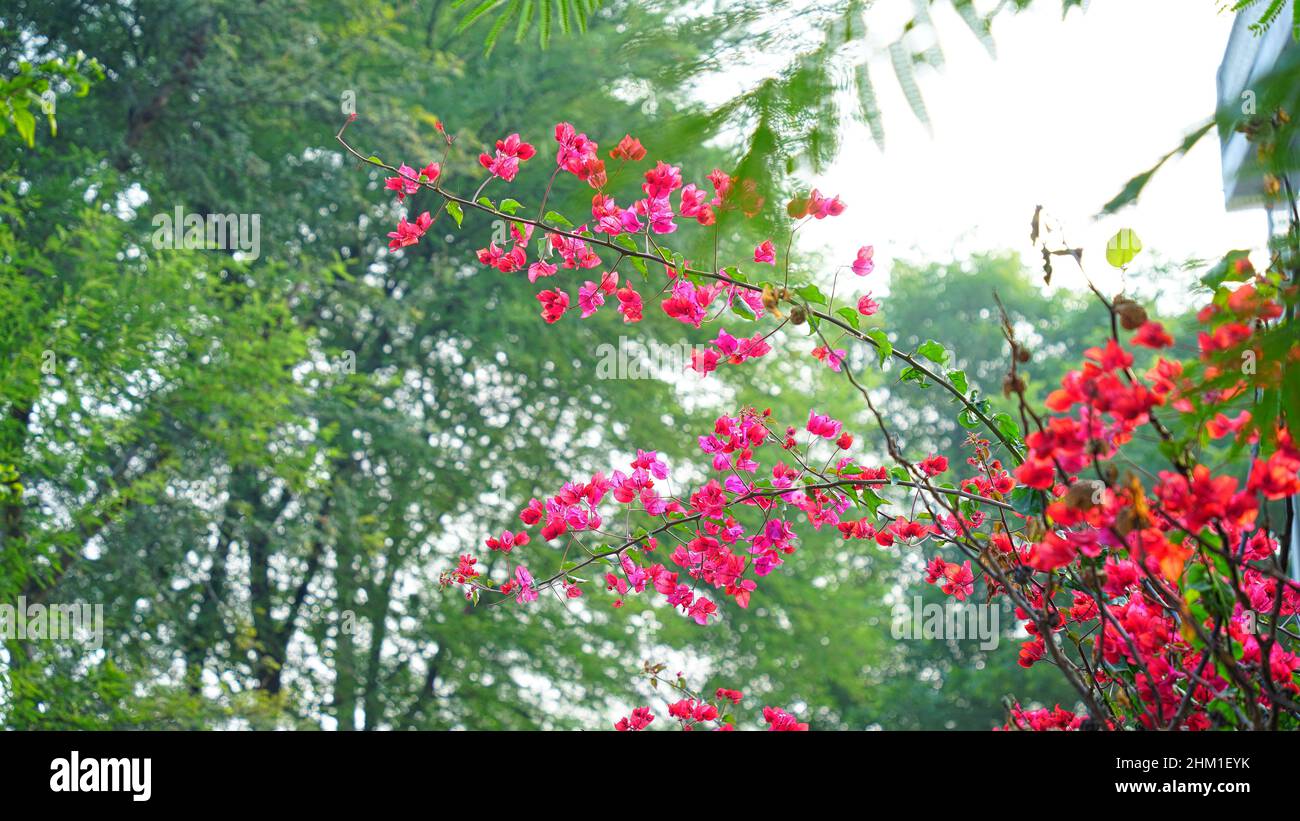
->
[798, 0, 1267, 297]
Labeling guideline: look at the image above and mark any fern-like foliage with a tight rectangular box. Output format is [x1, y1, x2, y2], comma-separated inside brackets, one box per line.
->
[451, 0, 1085, 225]
[1226, 0, 1300, 38]
[454, 0, 604, 53]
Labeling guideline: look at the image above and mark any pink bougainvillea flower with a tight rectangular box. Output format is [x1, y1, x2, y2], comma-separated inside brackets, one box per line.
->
[642, 161, 683, 199]
[706, 168, 733, 205]
[527, 260, 558, 283]
[479, 151, 519, 181]
[633, 195, 677, 234]
[513, 565, 538, 604]
[806, 410, 842, 439]
[807, 188, 846, 219]
[679, 184, 707, 218]
[754, 239, 776, 264]
[690, 347, 720, 375]
[811, 345, 846, 372]
[578, 280, 607, 318]
[384, 164, 421, 201]
[495, 132, 536, 160]
[555, 122, 600, 177]
[851, 245, 875, 276]
[857, 292, 880, 316]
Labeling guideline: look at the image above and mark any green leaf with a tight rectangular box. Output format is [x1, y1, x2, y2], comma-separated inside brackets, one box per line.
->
[1104, 228, 1142, 268]
[916, 339, 948, 365]
[445, 201, 464, 228]
[865, 329, 891, 368]
[795, 284, 828, 306]
[1200, 249, 1253, 288]
[1099, 121, 1212, 215]
[946, 369, 968, 395]
[731, 300, 756, 321]
[1009, 486, 1045, 516]
[899, 366, 930, 387]
[991, 412, 1022, 446]
[612, 233, 638, 254]
[544, 210, 574, 229]
[836, 306, 861, 331]
[12, 106, 35, 147]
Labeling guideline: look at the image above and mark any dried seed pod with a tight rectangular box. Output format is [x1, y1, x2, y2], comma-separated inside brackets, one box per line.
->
[1113, 296, 1148, 330]
[1002, 373, 1025, 397]
[1063, 480, 1104, 511]
[790, 305, 807, 325]
[1015, 345, 1031, 363]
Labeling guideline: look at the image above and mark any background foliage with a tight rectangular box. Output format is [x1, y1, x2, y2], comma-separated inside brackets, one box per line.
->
[0, 0, 1217, 729]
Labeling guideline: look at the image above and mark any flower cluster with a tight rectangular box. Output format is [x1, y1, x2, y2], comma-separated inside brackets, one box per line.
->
[613, 670, 808, 731]
[348, 115, 1300, 731]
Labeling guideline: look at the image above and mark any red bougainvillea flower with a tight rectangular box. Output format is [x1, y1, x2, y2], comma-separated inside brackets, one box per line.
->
[754, 239, 776, 264]
[920, 454, 948, 476]
[537, 289, 570, 324]
[609, 133, 647, 161]
[941, 560, 974, 600]
[715, 688, 744, 704]
[1207, 410, 1252, 440]
[484, 530, 530, 553]
[614, 706, 655, 731]
[762, 706, 809, 731]
[385, 211, 432, 250]
[661, 279, 719, 328]
[851, 245, 875, 276]
[1132, 320, 1173, 349]
[616, 284, 643, 323]
[706, 168, 733, 204]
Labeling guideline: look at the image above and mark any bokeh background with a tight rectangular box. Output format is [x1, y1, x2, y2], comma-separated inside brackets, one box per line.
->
[0, 0, 1276, 728]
